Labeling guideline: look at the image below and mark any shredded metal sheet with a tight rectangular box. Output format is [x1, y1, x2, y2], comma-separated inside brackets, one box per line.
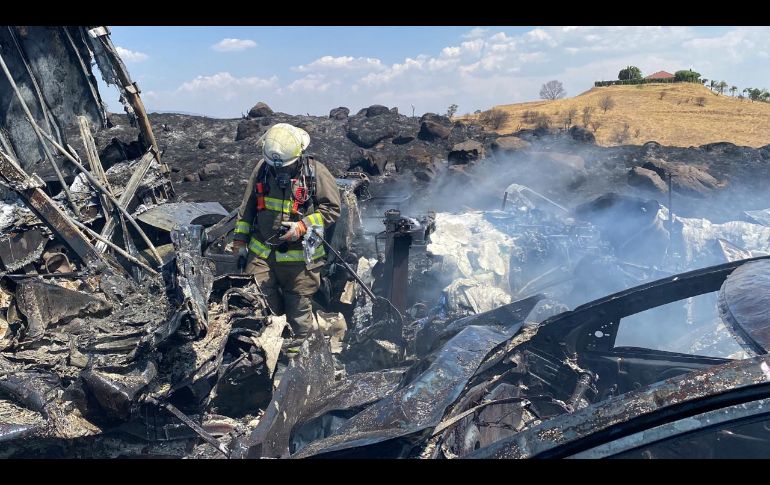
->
[294, 324, 523, 458]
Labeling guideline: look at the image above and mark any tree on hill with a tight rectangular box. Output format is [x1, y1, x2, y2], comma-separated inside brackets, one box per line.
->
[675, 69, 701, 83]
[479, 109, 510, 129]
[540, 80, 566, 100]
[744, 88, 766, 102]
[730, 86, 737, 97]
[717, 81, 728, 95]
[582, 106, 594, 127]
[563, 107, 578, 129]
[446, 104, 458, 118]
[599, 94, 615, 113]
[618, 66, 642, 81]
[709, 80, 717, 92]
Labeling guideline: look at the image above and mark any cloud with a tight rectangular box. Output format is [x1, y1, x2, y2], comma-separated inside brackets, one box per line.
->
[280, 74, 334, 93]
[130, 26, 770, 119]
[294, 55, 384, 72]
[141, 72, 279, 115]
[211, 38, 257, 52]
[463, 27, 489, 39]
[116, 46, 148, 62]
[178, 72, 277, 93]
[683, 28, 770, 62]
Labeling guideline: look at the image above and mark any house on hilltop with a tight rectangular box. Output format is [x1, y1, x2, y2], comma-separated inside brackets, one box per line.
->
[644, 71, 675, 80]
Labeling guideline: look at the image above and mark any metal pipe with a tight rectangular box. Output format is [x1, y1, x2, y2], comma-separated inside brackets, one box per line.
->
[321, 235, 377, 302]
[0, 49, 81, 218]
[72, 219, 159, 276]
[35, 129, 163, 266]
[144, 396, 229, 458]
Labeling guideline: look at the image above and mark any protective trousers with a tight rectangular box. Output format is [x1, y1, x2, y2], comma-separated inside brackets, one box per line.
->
[245, 252, 320, 338]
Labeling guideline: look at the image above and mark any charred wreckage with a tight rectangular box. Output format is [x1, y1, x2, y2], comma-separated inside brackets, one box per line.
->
[2, 26, 770, 459]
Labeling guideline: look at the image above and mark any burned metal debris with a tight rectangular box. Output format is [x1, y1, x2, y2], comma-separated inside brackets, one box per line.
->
[4, 25, 770, 460]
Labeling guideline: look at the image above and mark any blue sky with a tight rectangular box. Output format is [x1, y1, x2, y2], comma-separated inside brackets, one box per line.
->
[98, 26, 770, 118]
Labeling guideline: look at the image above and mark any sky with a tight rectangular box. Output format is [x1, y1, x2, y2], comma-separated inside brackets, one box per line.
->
[98, 26, 770, 118]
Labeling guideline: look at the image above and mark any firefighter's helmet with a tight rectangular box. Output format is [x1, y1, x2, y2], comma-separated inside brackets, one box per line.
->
[261, 123, 310, 168]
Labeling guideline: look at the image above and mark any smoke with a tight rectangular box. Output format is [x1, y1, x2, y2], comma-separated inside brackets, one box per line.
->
[360, 132, 770, 356]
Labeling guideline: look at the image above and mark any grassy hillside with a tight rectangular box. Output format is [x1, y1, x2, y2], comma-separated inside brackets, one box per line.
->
[476, 83, 770, 148]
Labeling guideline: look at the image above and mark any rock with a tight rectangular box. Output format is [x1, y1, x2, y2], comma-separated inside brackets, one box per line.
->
[569, 125, 596, 144]
[294, 121, 316, 134]
[414, 159, 439, 182]
[183, 173, 200, 182]
[701, 142, 741, 154]
[405, 146, 432, 161]
[171, 166, 181, 173]
[235, 119, 262, 141]
[198, 162, 222, 181]
[628, 167, 667, 194]
[248, 102, 273, 118]
[197, 138, 211, 149]
[396, 146, 433, 172]
[532, 126, 553, 137]
[260, 117, 273, 126]
[491, 136, 530, 153]
[98, 138, 144, 168]
[365, 105, 390, 117]
[448, 140, 485, 165]
[390, 107, 399, 115]
[329, 107, 350, 120]
[392, 134, 415, 145]
[418, 121, 451, 141]
[642, 158, 722, 198]
[419, 113, 451, 126]
[348, 149, 387, 175]
[346, 114, 397, 148]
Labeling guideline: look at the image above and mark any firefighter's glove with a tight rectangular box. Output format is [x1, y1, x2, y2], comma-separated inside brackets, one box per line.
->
[278, 220, 307, 242]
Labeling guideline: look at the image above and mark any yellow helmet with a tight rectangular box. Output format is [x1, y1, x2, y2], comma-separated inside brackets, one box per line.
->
[261, 123, 310, 168]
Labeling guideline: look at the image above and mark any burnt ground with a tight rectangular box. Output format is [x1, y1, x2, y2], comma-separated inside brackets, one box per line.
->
[72, 103, 770, 223]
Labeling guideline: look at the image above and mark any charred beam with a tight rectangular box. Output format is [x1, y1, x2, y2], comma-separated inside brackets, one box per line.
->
[84, 26, 171, 181]
[77, 116, 113, 226]
[0, 151, 105, 271]
[96, 149, 154, 253]
[34, 129, 163, 266]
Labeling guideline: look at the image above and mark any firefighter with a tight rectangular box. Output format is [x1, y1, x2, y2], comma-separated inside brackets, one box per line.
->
[232, 123, 341, 342]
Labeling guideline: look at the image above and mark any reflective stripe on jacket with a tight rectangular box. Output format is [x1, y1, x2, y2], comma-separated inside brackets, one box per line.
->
[234, 157, 340, 264]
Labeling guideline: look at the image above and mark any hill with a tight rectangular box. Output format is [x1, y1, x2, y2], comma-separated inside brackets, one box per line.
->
[481, 83, 770, 148]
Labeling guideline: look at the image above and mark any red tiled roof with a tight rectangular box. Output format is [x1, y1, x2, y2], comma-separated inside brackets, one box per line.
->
[644, 71, 675, 80]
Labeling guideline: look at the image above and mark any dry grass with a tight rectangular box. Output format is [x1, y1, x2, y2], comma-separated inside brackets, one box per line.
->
[466, 83, 770, 148]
